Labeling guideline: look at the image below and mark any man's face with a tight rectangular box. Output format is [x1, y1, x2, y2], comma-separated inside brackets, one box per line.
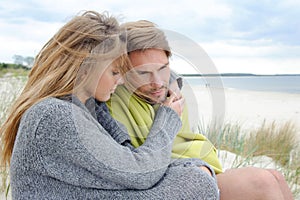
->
[127, 49, 170, 103]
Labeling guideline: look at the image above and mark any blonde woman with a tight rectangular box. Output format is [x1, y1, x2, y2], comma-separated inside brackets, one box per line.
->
[0, 11, 219, 199]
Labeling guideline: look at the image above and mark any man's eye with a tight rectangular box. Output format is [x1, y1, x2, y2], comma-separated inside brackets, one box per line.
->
[137, 71, 148, 75]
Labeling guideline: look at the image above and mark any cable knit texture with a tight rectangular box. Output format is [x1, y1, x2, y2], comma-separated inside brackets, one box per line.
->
[10, 96, 219, 199]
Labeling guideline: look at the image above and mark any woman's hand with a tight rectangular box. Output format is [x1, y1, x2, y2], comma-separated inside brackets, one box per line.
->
[163, 90, 185, 116]
[199, 166, 213, 176]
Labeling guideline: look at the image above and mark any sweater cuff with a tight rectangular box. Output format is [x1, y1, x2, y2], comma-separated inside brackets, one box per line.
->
[169, 158, 216, 179]
[154, 105, 182, 139]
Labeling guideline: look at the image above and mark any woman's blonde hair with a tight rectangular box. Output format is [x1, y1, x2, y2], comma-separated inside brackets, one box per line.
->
[0, 10, 128, 166]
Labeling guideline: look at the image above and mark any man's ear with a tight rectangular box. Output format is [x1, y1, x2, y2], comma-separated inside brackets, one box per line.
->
[169, 70, 183, 90]
[176, 77, 183, 90]
[169, 79, 181, 97]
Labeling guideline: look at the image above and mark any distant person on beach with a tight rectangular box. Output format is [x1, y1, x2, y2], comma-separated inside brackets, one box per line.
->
[0, 11, 219, 199]
[107, 19, 294, 200]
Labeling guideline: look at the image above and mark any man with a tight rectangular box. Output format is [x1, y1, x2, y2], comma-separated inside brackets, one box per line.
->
[107, 20, 294, 199]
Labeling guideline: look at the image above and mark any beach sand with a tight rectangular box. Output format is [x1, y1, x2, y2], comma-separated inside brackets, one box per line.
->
[1, 82, 300, 199]
[183, 85, 300, 199]
[183, 85, 300, 139]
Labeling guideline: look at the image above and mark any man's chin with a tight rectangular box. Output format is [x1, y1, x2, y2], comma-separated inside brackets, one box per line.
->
[148, 95, 166, 104]
[137, 94, 165, 105]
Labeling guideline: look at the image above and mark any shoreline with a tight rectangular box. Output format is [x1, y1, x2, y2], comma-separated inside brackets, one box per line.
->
[183, 85, 300, 138]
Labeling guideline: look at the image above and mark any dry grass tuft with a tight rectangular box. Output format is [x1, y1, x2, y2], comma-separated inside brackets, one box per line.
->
[200, 120, 300, 198]
[247, 120, 298, 166]
[0, 77, 26, 195]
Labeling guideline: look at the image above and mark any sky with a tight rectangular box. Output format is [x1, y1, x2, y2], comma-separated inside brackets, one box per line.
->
[0, 0, 300, 75]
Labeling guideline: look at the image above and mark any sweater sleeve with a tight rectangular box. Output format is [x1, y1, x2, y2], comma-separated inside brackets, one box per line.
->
[27, 99, 182, 190]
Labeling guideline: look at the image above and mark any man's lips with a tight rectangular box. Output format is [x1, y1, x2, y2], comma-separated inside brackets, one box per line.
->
[150, 89, 165, 97]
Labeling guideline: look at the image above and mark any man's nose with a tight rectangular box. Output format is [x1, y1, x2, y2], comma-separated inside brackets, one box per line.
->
[150, 73, 163, 86]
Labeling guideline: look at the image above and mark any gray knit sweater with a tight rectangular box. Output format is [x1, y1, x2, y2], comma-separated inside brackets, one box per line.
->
[10, 97, 219, 199]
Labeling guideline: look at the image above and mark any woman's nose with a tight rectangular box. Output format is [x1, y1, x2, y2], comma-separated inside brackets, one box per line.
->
[116, 76, 124, 85]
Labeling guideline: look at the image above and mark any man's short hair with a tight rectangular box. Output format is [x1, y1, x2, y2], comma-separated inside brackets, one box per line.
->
[121, 20, 171, 57]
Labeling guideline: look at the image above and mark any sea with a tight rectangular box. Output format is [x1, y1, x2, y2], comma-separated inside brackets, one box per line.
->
[183, 75, 300, 94]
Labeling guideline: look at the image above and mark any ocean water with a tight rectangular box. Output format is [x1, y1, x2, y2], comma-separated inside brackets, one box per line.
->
[183, 75, 300, 94]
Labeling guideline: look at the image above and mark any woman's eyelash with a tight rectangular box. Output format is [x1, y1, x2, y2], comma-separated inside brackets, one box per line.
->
[112, 71, 119, 75]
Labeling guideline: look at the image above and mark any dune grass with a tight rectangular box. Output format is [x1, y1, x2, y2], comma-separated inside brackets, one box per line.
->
[0, 76, 299, 198]
[248, 120, 298, 166]
[0, 76, 27, 197]
[0, 68, 29, 78]
[199, 120, 300, 198]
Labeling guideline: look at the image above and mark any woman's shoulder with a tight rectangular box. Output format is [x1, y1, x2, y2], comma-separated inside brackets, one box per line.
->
[24, 97, 93, 124]
[22, 97, 76, 123]
[29, 97, 72, 114]
[18, 97, 75, 134]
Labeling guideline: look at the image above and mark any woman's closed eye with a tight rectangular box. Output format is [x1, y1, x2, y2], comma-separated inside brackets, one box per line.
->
[112, 70, 120, 76]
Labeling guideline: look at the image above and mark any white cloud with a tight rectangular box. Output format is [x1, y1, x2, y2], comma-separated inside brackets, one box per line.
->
[0, 0, 299, 74]
[201, 40, 300, 58]
[0, 17, 63, 62]
[212, 57, 300, 75]
[200, 40, 300, 74]
[169, 40, 300, 75]
[170, 54, 300, 75]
